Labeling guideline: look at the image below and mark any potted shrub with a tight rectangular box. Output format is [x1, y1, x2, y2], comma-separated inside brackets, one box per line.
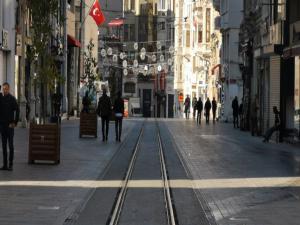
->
[79, 40, 100, 138]
[27, 0, 63, 164]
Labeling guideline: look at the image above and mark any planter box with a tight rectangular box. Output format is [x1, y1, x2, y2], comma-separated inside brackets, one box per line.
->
[79, 112, 98, 138]
[28, 123, 61, 164]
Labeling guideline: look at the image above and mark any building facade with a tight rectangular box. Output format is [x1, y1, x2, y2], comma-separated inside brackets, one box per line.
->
[175, 0, 221, 118]
[213, 0, 243, 121]
[0, 0, 17, 95]
[99, 0, 175, 118]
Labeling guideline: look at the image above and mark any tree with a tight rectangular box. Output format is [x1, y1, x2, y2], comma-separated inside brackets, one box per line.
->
[81, 39, 100, 106]
[27, 0, 64, 123]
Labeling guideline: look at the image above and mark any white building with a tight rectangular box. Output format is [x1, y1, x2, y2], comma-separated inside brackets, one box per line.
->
[175, 0, 221, 117]
[213, 0, 243, 121]
[0, 0, 16, 94]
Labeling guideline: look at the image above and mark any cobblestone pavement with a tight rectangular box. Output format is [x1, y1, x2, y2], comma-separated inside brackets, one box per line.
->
[0, 119, 137, 225]
[164, 119, 300, 225]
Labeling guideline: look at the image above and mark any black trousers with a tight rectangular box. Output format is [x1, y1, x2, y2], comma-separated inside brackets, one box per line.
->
[115, 117, 123, 140]
[101, 116, 110, 140]
[212, 110, 217, 123]
[1, 125, 14, 167]
[197, 111, 202, 124]
[205, 111, 210, 123]
[233, 115, 239, 128]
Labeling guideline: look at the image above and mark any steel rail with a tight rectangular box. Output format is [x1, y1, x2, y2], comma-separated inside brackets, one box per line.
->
[108, 123, 145, 225]
[157, 122, 177, 225]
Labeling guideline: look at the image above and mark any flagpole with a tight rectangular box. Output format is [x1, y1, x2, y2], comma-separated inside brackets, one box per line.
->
[77, 0, 84, 115]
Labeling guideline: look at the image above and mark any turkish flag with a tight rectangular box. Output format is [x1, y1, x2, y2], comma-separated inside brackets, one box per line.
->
[89, 0, 105, 26]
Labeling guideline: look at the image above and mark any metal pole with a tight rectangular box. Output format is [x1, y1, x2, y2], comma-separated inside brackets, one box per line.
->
[77, 0, 83, 116]
[63, 0, 68, 118]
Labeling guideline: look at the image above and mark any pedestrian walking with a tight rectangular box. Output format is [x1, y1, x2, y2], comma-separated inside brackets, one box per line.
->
[251, 96, 259, 136]
[184, 95, 191, 119]
[196, 97, 203, 125]
[204, 98, 212, 124]
[212, 97, 217, 124]
[82, 91, 90, 113]
[0, 83, 20, 171]
[232, 96, 239, 128]
[192, 96, 197, 119]
[113, 91, 124, 142]
[96, 89, 112, 142]
[263, 106, 280, 143]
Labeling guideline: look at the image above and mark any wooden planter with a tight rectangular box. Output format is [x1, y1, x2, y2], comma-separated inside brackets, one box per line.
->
[28, 123, 61, 164]
[79, 112, 98, 138]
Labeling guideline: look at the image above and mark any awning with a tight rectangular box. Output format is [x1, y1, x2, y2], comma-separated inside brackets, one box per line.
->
[283, 45, 300, 59]
[108, 19, 124, 27]
[67, 35, 81, 48]
[131, 103, 140, 109]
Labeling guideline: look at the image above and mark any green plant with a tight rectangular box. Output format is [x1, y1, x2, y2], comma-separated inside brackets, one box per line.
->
[27, 0, 64, 122]
[82, 39, 100, 92]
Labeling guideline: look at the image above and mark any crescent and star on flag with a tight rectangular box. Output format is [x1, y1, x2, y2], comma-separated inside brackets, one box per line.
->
[89, 0, 105, 26]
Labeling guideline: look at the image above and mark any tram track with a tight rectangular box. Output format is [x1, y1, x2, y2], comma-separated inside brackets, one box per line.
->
[106, 120, 178, 225]
[72, 120, 211, 225]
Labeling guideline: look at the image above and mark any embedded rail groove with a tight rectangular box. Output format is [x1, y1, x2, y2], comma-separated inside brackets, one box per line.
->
[107, 121, 178, 225]
[107, 123, 145, 225]
[157, 122, 177, 225]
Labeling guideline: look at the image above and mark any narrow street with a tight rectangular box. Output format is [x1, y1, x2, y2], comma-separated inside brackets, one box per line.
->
[0, 119, 300, 225]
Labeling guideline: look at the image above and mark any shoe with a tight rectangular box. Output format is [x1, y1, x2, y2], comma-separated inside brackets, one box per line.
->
[7, 165, 13, 171]
[0, 166, 8, 170]
[106, 136, 108, 142]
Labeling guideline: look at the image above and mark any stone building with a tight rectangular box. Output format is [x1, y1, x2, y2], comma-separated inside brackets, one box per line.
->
[175, 0, 221, 118]
[213, 0, 243, 121]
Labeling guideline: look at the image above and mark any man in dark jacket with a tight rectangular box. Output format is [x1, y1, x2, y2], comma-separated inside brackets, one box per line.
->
[0, 83, 19, 171]
[204, 98, 212, 124]
[184, 95, 191, 119]
[192, 96, 197, 119]
[97, 89, 112, 142]
[212, 97, 217, 124]
[113, 91, 124, 142]
[232, 96, 239, 128]
[196, 97, 203, 125]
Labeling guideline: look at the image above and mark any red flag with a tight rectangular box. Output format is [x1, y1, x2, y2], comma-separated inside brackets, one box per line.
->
[89, 0, 105, 26]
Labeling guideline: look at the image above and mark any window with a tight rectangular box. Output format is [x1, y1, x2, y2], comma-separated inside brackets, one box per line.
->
[161, 0, 165, 10]
[124, 24, 129, 41]
[124, 82, 136, 93]
[186, 30, 190, 47]
[130, 0, 135, 11]
[158, 22, 165, 30]
[198, 25, 203, 43]
[206, 8, 211, 43]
